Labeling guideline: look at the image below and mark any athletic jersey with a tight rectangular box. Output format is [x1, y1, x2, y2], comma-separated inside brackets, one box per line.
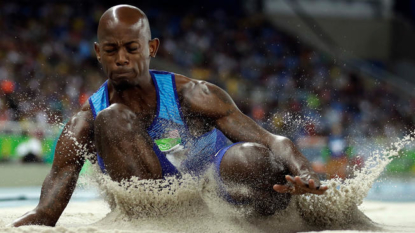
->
[88, 70, 229, 177]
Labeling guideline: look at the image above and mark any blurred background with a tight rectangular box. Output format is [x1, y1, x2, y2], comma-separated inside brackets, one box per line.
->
[0, 0, 414, 202]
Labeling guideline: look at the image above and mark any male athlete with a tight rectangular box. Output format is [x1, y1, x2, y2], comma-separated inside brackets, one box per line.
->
[12, 5, 327, 227]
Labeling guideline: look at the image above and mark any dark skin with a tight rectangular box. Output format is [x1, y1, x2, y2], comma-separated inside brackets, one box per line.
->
[12, 5, 327, 227]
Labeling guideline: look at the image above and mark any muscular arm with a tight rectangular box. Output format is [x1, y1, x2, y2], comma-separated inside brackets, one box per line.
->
[12, 103, 95, 227]
[179, 76, 326, 194]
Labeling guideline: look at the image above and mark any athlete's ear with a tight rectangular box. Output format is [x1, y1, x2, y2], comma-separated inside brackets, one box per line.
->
[94, 42, 101, 63]
[148, 38, 160, 58]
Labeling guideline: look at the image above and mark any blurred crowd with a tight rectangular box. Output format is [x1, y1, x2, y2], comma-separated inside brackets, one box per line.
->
[0, 3, 104, 127]
[153, 9, 415, 141]
[0, 2, 414, 143]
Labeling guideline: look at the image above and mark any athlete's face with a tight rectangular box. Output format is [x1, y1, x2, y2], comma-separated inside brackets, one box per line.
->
[94, 22, 159, 87]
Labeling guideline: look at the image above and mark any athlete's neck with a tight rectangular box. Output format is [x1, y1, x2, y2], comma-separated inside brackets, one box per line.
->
[108, 71, 155, 103]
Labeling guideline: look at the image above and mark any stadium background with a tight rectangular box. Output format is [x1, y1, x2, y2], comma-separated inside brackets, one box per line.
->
[0, 0, 414, 189]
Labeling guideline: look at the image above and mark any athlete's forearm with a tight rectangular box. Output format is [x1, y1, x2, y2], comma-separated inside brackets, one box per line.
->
[268, 135, 319, 182]
[13, 103, 93, 227]
[12, 168, 80, 227]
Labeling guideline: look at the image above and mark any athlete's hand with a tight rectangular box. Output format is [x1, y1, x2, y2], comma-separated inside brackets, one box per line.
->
[10, 210, 45, 227]
[273, 175, 328, 195]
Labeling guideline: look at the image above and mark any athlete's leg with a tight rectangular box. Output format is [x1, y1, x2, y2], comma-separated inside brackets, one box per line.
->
[94, 103, 163, 182]
[219, 142, 291, 215]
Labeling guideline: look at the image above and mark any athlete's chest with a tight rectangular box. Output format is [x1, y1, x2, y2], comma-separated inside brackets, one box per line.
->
[128, 107, 157, 130]
[110, 94, 158, 129]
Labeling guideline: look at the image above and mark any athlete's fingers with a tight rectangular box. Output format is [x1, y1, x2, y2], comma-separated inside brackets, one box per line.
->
[285, 175, 296, 184]
[316, 185, 329, 193]
[294, 176, 303, 185]
[305, 184, 328, 195]
[286, 176, 309, 190]
[309, 179, 316, 189]
[283, 176, 329, 195]
[307, 179, 329, 193]
[294, 176, 310, 188]
[273, 184, 293, 193]
[274, 184, 311, 195]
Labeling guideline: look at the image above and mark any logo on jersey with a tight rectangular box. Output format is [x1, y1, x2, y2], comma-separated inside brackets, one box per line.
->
[155, 129, 182, 152]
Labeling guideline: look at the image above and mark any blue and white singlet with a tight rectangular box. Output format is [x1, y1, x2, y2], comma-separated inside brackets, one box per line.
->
[88, 70, 229, 177]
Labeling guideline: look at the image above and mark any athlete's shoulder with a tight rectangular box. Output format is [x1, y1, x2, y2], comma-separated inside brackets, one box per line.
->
[74, 101, 94, 124]
[173, 73, 236, 116]
[80, 100, 93, 112]
[173, 73, 214, 96]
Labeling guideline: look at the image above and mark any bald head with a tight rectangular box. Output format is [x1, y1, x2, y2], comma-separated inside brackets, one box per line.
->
[98, 5, 151, 42]
[94, 5, 160, 84]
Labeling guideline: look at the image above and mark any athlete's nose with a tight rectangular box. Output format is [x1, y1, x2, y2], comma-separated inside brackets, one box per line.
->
[115, 48, 129, 66]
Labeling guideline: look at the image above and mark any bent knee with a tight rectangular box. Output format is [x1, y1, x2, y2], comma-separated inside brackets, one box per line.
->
[274, 136, 295, 152]
[228, 142, 270, 157]
[94, 104, 140, 139]
[96, 103, 136, 125]
[221, 143, 275, 182]
[225, 142, 273, 169]
[221, 142, 288, 187]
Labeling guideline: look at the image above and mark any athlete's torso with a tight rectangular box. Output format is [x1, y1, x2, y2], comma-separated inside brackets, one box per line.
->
[89, 70, 229, 176]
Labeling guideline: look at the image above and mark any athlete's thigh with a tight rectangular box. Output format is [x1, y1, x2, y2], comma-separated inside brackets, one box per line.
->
[94, 103, 168, 181]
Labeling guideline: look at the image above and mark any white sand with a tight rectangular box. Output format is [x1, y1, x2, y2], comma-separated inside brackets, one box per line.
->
[306, 201, 415, 233]
[0, 199, 414, 233]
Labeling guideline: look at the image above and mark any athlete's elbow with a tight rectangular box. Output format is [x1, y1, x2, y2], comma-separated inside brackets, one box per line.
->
[268, 135, 296, 154]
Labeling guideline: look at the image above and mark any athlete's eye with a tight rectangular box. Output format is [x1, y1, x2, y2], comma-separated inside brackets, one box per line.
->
[128, 47, 138, 52]
[103, 47, 116, 53]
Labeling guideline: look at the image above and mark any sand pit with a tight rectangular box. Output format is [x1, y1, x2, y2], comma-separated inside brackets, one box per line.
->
[359, 201, 415, 232]
[305, 201, 415, 233]
[1, 132, 413, 233]
[0, 199, 414, 233]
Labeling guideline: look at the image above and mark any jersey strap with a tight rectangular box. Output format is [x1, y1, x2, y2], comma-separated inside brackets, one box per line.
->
[151, 71, 183, 125]
[88, 81, 109, 172]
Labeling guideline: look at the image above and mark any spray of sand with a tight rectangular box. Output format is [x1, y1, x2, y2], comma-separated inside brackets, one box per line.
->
[296, 132, 415, 229]
[1, 119, 414, 232]
[82, 131, 414, 232]
[85, 166, 313, 233]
